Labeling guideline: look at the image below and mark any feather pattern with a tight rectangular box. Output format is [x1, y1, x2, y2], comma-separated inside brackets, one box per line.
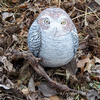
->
[27, 20, 41, 57]
[71, 27, 79, 53]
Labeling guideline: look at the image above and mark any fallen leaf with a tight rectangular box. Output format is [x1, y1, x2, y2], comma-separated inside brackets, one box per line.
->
[0, 47, 4, 56]
[28, 76, 35, 92]
[91, 65, 100, 81]
[38, 81, 58, 97]
[0, 84, 25, 99]
[27, 76, 37, 100]
[0, 66, 3, 76]
[50, 95, 60, 100]
[64, 57, 77, 75]
[0, 56, 15, 72]
[22, 88, 29, 95]
[94, 56, 100, 64]
[66, 97, 74, 100]
[77, 54, 95, 74]
[12, 0, 18, 3]
[95, 0, 100, 5]
[86, 90, 100, 100]
[79, 41, 87, 50]
[19, 2, 28, 9]
[2, 12, 15, 22]
[12, 35, 18, 42]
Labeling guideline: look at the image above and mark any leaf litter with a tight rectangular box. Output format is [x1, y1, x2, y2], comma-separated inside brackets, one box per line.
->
[0, 0, 100, 100]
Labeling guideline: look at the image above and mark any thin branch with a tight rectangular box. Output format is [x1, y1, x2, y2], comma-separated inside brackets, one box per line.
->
[72, 11, 96, 20]
[86, 5, 100, 21]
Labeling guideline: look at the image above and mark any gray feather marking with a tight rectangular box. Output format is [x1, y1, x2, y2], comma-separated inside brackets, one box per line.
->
[71, 29, 79, 53]
[27, 20, 41, 57]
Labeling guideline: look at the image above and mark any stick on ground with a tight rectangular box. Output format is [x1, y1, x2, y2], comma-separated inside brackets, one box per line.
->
[6, 50, 87, 97]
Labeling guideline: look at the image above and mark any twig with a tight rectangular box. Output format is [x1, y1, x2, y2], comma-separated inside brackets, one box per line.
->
[74, 7, 85, 13]
[59, 0, 61, 7]
[49, 0, 51, 6]
[86, 5, 100, 21]
[6, 50, 87, 97]
[1, 0, 9, 7]
[4, 40, 14, 56]
[72, 11, 96, 20]
[85, 7, 88, 26]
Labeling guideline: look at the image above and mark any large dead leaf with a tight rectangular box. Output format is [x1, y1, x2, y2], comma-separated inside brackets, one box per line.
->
[27, 76, 37, 100]
[38, 81, 58, 97]
[77, 54, 95, 75]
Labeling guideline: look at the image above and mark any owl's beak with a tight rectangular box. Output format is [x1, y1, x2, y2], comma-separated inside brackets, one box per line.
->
[53, 27, 58, 36]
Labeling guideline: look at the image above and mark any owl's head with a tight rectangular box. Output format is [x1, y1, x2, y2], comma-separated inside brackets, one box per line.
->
[37, 8, 74, 37]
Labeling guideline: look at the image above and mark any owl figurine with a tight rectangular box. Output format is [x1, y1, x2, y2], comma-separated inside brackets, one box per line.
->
[27, 8, 78, 67]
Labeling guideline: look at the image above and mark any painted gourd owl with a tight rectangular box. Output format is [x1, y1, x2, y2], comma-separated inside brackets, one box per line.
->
[27, 8, 78, 67]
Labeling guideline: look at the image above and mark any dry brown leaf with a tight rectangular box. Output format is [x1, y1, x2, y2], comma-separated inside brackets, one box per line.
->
[12, 0, 18, 3]
[38, 81, 58, 97]
[17, 65, 32, 86]
[2, 12, 15, 22]
[94, 56, 100, 64]
[12, 35, 18, 42]
[0, 56, 15, 72]
[0, 83, 25, 99]
[66, 70, 78, 85]
[91, 65, 100, 81]
[22, 88, 29, 95]
[77, 54, 95, 74]
[84, 58, 95, 73]
[50, 95, 60, 100]
[86, 90, 100, 100]
[79, 41, 87, 50]
[0, 47, 4, 56]
[19, 2, 28, 9]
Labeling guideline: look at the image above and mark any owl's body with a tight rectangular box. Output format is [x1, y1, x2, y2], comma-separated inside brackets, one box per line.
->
[28, 8, 78, 67]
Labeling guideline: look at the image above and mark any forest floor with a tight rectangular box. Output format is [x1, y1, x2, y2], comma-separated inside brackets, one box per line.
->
[0, 0, 100, 100]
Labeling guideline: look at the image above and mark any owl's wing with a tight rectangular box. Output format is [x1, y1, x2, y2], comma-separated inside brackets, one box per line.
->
[27, 20, 41, 57]
[71, 26, 79, 54]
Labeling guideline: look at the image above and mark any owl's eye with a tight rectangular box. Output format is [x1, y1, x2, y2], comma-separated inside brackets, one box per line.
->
[61, 20, 66, 25]
[44, 19, 50, 25]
